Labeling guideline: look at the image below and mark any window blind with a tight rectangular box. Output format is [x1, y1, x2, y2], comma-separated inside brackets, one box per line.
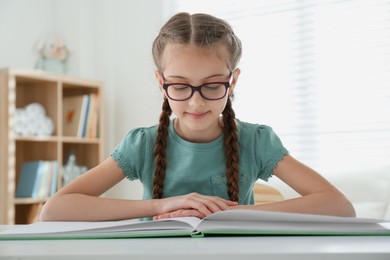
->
[166, 0, 390, 174]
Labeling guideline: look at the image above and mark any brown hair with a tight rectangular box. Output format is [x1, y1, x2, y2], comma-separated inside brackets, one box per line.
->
[152, 12, 242, 202]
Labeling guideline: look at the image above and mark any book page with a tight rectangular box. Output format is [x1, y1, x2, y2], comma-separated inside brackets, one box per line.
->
[203, 209, 386, 224]
[197, 210, 390, 234]
[0, 217, 202, 239]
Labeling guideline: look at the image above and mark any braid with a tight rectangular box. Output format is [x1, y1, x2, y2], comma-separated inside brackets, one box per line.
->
[153, 98, 172, 199]
[222, 98, 240, 202]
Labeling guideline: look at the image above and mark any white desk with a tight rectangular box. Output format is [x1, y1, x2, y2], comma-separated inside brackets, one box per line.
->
[1, 235, 390, 260]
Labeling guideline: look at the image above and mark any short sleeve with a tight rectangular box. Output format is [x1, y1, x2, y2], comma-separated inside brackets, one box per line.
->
[110, 128, 152, 181]
[254, 125, 289, 181]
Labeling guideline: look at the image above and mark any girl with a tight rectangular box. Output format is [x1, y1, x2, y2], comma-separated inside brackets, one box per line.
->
[40, 12, 355, 222]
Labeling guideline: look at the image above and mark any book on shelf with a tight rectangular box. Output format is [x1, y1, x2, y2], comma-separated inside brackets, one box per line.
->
[0, 210, 389, 240]
[63, 95, 84, 137]
[15, 162, 41, 198]
[63, 94, 99, 138]
[15, 161, 58, 199]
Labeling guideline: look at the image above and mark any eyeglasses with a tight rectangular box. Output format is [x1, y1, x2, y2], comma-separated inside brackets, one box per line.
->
[162, 74, 232, 101]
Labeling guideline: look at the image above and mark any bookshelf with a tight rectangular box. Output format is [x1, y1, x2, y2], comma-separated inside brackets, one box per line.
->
[0, 68, 104, 224]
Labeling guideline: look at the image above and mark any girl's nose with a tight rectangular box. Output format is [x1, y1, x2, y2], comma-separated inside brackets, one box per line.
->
[188, 89, 206, 107]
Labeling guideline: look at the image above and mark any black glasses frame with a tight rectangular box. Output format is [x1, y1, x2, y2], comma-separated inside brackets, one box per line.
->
[162, 74, 232, 101]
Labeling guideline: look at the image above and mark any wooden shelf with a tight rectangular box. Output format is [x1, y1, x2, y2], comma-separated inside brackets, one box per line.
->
[61, 136, 101, 144]
[0, 68, 104, 224]
[15, 136, 59, 142]
[14, 198, 48, 205]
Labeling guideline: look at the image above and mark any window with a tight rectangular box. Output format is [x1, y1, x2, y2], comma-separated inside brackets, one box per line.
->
[166, 0, 390, 175]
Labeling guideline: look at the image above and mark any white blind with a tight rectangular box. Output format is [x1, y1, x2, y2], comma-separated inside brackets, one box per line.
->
[166, 0, 390, 174]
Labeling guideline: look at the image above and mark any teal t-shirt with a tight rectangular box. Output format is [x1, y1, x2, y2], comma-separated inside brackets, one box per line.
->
[110, 119, 288, 205]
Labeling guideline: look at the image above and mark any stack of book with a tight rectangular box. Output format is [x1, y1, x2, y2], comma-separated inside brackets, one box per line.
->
[62, 94, 99, 138]
[15, 161, 58, 199]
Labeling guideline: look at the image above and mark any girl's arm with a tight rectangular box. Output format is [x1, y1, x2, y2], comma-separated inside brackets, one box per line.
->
[241, 155, 356, 217]
[39, 157, 236, 221]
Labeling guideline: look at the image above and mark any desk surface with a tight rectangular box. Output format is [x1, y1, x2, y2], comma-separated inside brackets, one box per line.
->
[1, 235, 390, 260]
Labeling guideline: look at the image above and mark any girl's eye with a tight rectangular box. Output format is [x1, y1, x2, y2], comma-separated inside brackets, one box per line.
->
[203, 84, 223, 91]
[172, 85, 190, 91]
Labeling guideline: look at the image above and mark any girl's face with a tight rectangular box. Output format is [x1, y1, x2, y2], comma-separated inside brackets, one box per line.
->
[156, 43, 240, 143]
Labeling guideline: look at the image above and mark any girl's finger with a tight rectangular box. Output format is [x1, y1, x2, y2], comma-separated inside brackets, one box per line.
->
[191, 193, 238, 211]
[154, 209, 206, 220]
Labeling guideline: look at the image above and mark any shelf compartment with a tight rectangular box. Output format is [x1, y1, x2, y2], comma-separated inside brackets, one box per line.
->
[15, 76, 59, 136]
[15, 203, 43, 224]
[62, 142, 100, 171]
[62, 82, 100, 98]
[15, 141, 59, 191]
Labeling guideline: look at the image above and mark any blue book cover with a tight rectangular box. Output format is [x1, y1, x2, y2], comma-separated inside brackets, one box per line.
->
[15, 161, 42, 198]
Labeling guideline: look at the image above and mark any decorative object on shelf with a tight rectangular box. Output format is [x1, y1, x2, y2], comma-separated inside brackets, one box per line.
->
[14, 103, 54, 136]
[35, 33, 70, 74]
[62, 153, 88, 186]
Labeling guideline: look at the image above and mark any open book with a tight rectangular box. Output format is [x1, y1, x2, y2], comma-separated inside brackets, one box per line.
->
[1, 210, 390, 240]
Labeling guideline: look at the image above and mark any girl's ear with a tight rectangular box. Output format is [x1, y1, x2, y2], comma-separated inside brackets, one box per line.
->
[229, 68, 241, 96]
[155, 71, 165, 93]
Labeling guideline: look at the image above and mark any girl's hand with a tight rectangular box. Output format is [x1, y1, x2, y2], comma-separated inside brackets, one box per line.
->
[153, 192, 237, 219]
[154, 209, 205, 220]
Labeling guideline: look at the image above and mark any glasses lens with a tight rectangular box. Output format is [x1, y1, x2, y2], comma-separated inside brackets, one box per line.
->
[201, 84, 227, 99]
[168, 85, 192, 100]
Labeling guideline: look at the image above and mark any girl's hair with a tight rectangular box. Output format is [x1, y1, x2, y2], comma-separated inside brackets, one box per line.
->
[152, 12, 242, 202]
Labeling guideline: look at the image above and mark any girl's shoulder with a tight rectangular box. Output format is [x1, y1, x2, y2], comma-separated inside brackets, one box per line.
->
[236, 119, 274, 135]
[236, 119, 286, 148]
[126, 125, 158, 136]
[120, 125, 158, 146]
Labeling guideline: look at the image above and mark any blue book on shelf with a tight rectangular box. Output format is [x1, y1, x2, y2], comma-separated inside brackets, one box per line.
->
[15, 161, 43, 198]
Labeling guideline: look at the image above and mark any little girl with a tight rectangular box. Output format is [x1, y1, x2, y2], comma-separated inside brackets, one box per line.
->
[40, 12, 355, 221]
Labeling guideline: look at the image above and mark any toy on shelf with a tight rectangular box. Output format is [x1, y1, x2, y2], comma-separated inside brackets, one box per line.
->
[35, 33, 70, 74]
[14, 103, 54, 137]
[62, 152, 88, 186]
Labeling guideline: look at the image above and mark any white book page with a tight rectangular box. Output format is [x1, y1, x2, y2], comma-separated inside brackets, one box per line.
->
[197, 210, 390, 233]
[203, 210, 388, 223]
[0, 217, 202, 237]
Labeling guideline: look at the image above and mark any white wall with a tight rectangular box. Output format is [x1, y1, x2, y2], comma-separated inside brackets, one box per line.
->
[0, 0, 53, 68]
[0, 0, 167, 199]
[52, 0, 166, 198]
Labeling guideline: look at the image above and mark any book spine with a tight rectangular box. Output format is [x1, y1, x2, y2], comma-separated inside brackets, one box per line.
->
[82, 95, 91, 138]
[77, 95, 88, 137]
[32, 161, 44, 199]
[50, 161, 58, 196]
[190, 231, 205, 238]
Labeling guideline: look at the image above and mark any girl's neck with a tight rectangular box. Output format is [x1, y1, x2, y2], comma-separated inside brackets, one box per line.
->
[173, 118, 223, 143]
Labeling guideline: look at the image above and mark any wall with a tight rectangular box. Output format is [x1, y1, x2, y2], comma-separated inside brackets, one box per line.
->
[0, 0, 53, 68]
[0, 0, 166, 199]
[52, 0, 166, 198]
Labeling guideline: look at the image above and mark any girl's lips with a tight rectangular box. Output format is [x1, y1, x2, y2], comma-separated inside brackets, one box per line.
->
[186, 111, 208, 119]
